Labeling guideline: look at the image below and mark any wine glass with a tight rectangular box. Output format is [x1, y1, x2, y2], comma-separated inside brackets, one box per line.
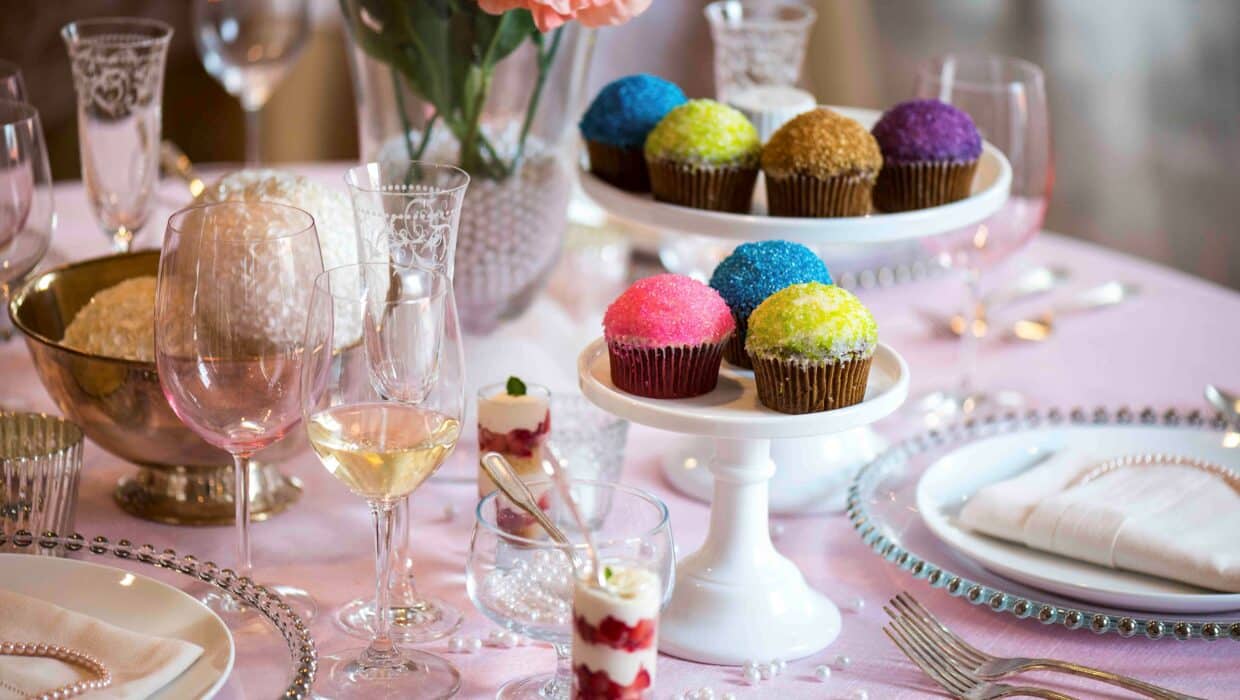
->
[336, 159, 469, 645]
[0, 100, 53, 341]
[61, 18, 172, 253]
[194, 0, 311, 165]
[467, 481, 674, 700]
[913, 53, 1053, 416]
[0, 60, 26, 101]
[155, 201, 321, 622]
[301, 262, 464, 698]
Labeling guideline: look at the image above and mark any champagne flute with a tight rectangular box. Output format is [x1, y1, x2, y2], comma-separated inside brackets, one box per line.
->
[194, 0, 311, 165]
[0, 100, 53, 342]
[914, 53, 1053, 416]
[155, 201, 321, 622]
[302, 262, 464, 698]
[61, 18, 172, 253]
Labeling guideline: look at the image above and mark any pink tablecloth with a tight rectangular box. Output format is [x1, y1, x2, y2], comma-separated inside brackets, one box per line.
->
[3, 164, 1239, 699]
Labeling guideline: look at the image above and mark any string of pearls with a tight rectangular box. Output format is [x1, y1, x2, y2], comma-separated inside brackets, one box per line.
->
[1068, 453, 1237, 492]
[0, 641, 112, 700]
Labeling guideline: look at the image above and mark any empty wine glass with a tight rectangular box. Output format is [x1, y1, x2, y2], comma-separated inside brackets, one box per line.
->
[467, 481, 674, 700]
[914, 53, 1053, 417]
[155, 201, 322, 623]
[62, 18, 172, 253]
[0, 60, 26, 101]
[194, 0, 311, 165]
[0, 100, 53, 341]
[302, 262, 464, 699]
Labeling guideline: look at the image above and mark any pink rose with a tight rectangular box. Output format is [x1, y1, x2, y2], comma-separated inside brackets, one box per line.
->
[478, 0, 650, 33]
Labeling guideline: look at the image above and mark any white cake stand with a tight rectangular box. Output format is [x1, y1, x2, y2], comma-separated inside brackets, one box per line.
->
[580, 105, 1009, 515]
[578, 338, 910, 664]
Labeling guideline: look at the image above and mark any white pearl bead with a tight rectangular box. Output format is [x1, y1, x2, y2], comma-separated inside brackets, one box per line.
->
[759, 663, 775, 680]
[447, 636, 465, 652]
[770, 522, 786, 538]
[773, 658, 787, 673]
[467, 637, 483, 652]
[814, 664, 832, 681]
[845, 596, 866, 613]
[697, 688, 715, 700]
[832, 654, 852, 670]
[849, 689, 869, 700]
[742, 659, 758, 674]
[743, 667, 761, 684]
[722, 694, 737, 700]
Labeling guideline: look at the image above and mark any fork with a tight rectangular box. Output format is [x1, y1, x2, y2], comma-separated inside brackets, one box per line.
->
[888, 593, 1202, 700]
[885, 621, 1076, 699]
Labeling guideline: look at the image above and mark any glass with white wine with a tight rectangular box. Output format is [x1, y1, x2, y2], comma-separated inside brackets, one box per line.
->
[301, 262, 464, 698]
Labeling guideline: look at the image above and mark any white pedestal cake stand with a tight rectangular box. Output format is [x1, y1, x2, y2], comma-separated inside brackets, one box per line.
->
[578, 338, 910, 664]
[579, 105, 1009, 515]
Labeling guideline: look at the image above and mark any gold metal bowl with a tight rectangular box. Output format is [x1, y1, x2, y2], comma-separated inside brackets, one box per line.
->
[8, 251, 303, 525]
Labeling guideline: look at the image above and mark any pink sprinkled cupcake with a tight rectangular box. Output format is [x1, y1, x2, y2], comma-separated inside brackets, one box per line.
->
[603, 274, 735, 399]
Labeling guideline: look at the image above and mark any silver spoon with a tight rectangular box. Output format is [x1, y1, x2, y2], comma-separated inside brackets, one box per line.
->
[541, 444, 606, 588]
[480, 452, 571, 545]
[1205, 384, 1240, 426]
[1008, 281, 1140, 342]
[159, 140, 206, 199]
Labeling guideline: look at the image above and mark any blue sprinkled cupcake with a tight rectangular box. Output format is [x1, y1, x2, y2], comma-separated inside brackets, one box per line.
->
[709, 240, 833, 368]
[580, 74, 687, 192]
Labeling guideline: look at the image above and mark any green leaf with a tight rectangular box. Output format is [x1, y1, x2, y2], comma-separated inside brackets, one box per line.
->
[604, 566, 614, 581]
[506, 376, 527, 396]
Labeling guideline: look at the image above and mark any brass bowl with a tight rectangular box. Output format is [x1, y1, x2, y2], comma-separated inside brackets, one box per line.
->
[8, 251, 303, 525]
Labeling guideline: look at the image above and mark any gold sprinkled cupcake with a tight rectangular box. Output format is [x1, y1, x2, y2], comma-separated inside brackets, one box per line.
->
[761, 109, 882, 217]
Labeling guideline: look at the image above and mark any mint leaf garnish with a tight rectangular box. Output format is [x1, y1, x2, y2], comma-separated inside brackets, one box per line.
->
[506, 376, 527, 396]
[604, 566, 614, 581]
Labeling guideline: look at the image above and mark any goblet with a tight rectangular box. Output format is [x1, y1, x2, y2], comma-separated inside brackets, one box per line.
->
[194, 0, 310, 165]
[61, 18, 172, 253]
[914, 53, 1052, 416]
[155, 201, 321, 622]
[302, 262, 464, 698]
[0, 100, 53, 343]
[467, 480, 674, 700]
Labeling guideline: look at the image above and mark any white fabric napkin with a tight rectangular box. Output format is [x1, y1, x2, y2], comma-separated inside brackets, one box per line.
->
[958, 451, 1240, 592]
[0, 588, 204, 700]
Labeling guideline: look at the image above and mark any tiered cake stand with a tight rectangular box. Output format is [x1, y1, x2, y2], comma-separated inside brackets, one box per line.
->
[578, 339, 909, 663]
[579, 105, 1012, 515]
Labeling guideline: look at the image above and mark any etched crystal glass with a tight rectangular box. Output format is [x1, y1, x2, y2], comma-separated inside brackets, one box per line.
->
[705, 0, 816, 102]
[548, 395, 629, 486]
[0, 412, 84, 555]
[0, 100, 54, 344]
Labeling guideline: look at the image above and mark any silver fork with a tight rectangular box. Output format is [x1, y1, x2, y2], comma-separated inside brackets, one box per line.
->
[885, 621, 1076, 699]
[889, 593, 1203, 700]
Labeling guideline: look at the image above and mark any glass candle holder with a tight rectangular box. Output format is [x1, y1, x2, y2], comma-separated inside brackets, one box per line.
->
[0, 412, 84, 555]
[704, 0, 816, 102]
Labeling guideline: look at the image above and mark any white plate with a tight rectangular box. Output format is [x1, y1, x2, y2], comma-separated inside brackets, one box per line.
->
[580, 106, 1012, 245]
[577, 337, 909, 439]
[0, 554, 234, 699]
[916, 425, 1240, 614]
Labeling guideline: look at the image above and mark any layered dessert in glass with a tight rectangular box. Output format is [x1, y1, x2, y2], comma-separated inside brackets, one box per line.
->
[477, 377, 551, 537]
[572, 564, 660, 700]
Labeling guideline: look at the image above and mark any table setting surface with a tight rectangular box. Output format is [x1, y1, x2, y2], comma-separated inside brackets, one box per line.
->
[4, 164, 1240, 699]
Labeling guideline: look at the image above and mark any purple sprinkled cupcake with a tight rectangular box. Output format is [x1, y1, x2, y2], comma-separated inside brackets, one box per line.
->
[870, 99, 982, 212]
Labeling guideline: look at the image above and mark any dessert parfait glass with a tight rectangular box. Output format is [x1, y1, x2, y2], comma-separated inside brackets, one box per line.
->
[478, 380, 552, 537]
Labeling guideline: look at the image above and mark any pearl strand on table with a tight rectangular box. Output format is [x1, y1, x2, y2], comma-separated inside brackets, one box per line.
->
[0, 641, 113, 700]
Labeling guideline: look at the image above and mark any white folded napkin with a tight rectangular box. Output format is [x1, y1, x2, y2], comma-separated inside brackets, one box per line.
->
[0, 588, 204, 700]
[958, 451, 1240, 592]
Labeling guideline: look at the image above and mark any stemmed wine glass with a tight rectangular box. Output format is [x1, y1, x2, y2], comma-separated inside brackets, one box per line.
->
[0, 100, 53, 341]
[155, 201, 321, 622]
[0, 60, 26, 101]
[914, 53, 1053, 416]
[61, 18, 172, 253]
[301, 262, 464, 698]
[194, 0, 311, 165]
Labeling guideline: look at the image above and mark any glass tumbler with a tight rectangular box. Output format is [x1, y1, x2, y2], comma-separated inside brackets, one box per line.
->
[0, 412, 84, 555]
[704, 0, 816, 102]
[548, 394, 628, 486]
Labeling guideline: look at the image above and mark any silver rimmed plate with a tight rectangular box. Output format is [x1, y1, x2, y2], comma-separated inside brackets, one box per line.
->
[848, 407, 1240, 640]
[0, 554, 233, 699]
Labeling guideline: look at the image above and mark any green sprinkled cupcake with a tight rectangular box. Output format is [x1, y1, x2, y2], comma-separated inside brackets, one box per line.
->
[745, 282, 877, 414]
[644, 99, 761, 213]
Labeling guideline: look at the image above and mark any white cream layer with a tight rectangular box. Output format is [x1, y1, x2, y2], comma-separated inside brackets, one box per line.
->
[477, 391, 550, 435]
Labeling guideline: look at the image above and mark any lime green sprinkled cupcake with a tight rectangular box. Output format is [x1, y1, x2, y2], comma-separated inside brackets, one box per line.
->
[644, 99, 761, 213]
[745, 282, 877, 414]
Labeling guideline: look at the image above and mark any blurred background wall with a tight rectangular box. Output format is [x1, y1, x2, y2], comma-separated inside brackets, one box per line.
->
[6, 0, 1239, 289]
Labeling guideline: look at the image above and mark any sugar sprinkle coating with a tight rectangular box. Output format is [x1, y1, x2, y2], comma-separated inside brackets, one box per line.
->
[761, 108, 882, 179]
[709, 241, 833, 329]
[746, 282, 877, 361]
[604, 273, 736, 347]
[871, 99, 982, 163]
[579, 74, 687, 149]
[644, 99, 761, 167]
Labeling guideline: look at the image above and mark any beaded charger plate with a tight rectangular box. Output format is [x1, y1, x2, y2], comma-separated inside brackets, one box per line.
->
[848, 407, 1240, 641]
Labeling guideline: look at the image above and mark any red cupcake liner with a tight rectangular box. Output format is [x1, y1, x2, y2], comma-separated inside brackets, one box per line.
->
[607, 340, 726, 399]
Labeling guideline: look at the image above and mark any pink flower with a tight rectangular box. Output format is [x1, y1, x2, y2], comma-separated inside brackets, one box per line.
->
[478, 0, 650, 33]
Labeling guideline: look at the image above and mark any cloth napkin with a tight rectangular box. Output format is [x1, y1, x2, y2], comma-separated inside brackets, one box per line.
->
[0, 588, 204, 700]
[958, 450, 1240, 592]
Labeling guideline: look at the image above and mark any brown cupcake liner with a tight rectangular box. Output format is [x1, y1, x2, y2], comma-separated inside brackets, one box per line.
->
[872, 160, 979, 212]
[587, 141, 651, 192]
[723, 326, 752, 369]
[765, 172, 875, 217]
[751, 353, 873, 414]
[647, 159, 758, 213]
[607, 340, 727, 399]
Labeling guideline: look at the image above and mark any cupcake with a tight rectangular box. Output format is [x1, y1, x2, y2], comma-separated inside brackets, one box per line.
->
[603, 274, 735, 399]
[709, 241, 832, 369]
[746, 282, 877, 414]
[761, 108, 882, 217]
[580, 74, 687, 192]
[871, 99, 982, 212]
[644, 100, 761, 213]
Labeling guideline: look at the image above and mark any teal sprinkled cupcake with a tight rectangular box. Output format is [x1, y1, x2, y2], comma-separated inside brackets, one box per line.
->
[644, 99, 761, 213]
[745, 282, 877, 414]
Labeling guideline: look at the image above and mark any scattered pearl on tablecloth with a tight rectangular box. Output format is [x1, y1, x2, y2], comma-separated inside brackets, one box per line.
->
[849, 689, 869, 700]
[759, 663, 775, 680]
[814, 664, 832, 681]
[743, 666, 762, 684]
[844, 596, 866, 613]
[832, 654, 852, 670]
